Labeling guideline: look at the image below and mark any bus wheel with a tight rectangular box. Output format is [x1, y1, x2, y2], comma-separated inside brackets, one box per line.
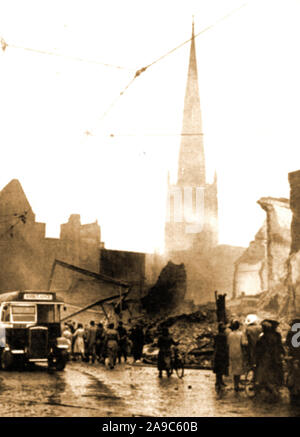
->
[1, 350, 13, 370]
[15, 355, 26, 371]
[49, 351, 67, 371]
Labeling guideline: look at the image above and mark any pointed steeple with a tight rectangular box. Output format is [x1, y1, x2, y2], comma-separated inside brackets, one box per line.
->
[177, 19, 206, 187]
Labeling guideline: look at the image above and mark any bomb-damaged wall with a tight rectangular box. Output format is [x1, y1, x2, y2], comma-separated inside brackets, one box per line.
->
[286, 171, 300, 316]
[233, 224, 267, 297]
[168, 245, 244, 304]
[257, 197, 292, 291]
[0, 180, 102, 292]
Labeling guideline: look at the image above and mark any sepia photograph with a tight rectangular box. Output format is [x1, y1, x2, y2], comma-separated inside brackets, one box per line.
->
[0, 0, 300, 425]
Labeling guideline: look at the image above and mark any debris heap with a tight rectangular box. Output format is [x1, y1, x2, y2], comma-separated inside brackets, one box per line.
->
[141, 261, 186, 315]
[142, 304, 217, 369]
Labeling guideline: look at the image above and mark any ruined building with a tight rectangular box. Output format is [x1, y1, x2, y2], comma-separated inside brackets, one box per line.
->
[0, 179, 166, 323]
[233, 223, 267, 297]
[165, 22, 244, 304]
[233, 197, 292, 300]
[286, 170, 300, 315]
[0, 179, 102, 292]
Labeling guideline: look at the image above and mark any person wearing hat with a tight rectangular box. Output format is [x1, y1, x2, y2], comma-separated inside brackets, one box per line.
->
[255, 319, 285, 400]
[227, 320, 247, 392]
[244, 314, 262, 368]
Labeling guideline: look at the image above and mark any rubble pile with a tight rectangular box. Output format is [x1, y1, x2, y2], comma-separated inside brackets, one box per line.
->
[142, 304, 217, 369]
[141, 261, 186, 315]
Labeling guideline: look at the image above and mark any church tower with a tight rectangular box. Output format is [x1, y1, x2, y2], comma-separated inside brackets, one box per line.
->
[165, 20, 218, 254]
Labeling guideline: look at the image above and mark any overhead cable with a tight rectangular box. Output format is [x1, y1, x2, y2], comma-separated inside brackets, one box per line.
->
[98, 2, 248, 122]
[1, 39, 133, 71]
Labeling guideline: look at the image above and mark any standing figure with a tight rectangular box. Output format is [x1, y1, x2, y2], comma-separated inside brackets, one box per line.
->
[62, 323, 72, 359]
[213, 322, 229, 391]
[69, 321, 76, 360]
[96, 322, 105, 363]
[86, 321, 97, 363]
[73, 323, 85, 361]
[157, 327, 177, 378]
[117, 321, 128, 364]
[255, 319, 285, 401]
[69, 321, 76, 334]
[228, 320, 247, 392]
[82, 324, 90, 362]
[130, 322, 145, 363]
[244, 314, 262, 369]
[104, 323, 120, 369]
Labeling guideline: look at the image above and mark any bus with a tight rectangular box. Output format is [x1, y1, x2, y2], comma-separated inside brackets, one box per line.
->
[0, 290, 69, 370]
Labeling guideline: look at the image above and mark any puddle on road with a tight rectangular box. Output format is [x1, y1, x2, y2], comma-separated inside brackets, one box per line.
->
[88, 365, 300, 417]
[0, 363, 300, 417]
[63, 365, 126, 416]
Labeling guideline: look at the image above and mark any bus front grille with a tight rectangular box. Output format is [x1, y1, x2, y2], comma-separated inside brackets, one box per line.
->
[28, 327, 48, 358]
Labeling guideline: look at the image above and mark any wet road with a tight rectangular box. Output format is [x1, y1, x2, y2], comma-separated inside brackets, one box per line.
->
[0, 361, 299, 417]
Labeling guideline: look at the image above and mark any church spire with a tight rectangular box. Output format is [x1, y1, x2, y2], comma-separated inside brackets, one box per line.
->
[177, 19, 206, 187]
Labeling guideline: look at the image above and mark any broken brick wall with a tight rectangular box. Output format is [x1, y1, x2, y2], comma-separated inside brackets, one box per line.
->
[233, 223, 267, 297]
[257, 197, 292, 291]
[286, 171, 300, 316]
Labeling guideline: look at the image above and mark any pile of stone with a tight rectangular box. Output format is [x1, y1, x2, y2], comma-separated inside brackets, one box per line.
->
[141, 261, 186, 315]
[142, 304, 217, 369]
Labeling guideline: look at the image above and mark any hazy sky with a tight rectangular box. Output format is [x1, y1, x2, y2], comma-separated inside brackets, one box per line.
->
[0, 0, 299, 253]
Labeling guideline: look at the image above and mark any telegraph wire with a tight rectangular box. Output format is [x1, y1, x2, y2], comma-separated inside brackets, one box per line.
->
[0, 2, 248, 126]
[145, 2, 248, 70]
[0, 38, 134, 71]
[97, 1, 248, 123]
[108, 133, 204, 137]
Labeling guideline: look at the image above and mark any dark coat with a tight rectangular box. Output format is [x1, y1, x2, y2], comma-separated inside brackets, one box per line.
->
[157, 334, 176, 371]
[130, 326, 144, 360]
[213, 333, 229, 375]
[130, 326, 144, 345]
[255, 331, 285, 387]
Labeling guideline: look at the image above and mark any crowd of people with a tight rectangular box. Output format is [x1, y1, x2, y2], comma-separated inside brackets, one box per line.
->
[61, 313, 300, 402]
[212, 314, 298, 400]
[61, 319, 146, 369]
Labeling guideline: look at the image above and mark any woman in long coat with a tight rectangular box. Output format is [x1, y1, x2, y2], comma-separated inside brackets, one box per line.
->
[227, 320, 247, 391]
[213, 322, 229, 389]
[73, 323, 85, 361]
[255, 320, 284, 399]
